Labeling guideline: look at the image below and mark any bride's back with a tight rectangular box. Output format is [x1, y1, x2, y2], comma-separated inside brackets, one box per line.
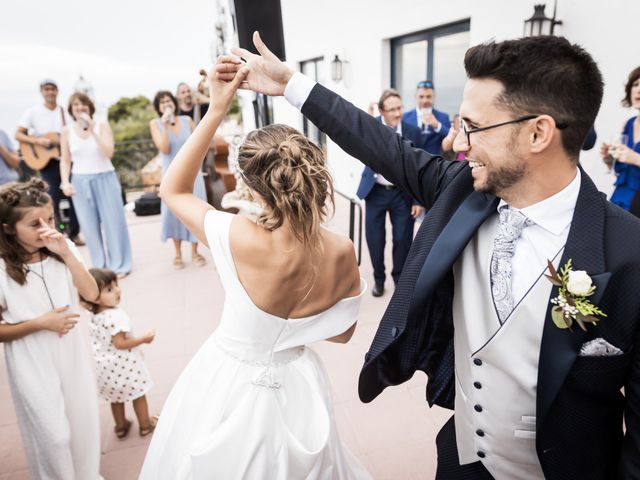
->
[229, 124, 359, 320]
[231, 220, 358, 319]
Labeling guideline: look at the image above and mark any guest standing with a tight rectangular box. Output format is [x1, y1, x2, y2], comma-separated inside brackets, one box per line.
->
[60, 92, 133, 277]
[0, 129, 20, 186]
[402, 80, 451, 155]
[176, 82, 209, 125]
[357, 89, 424, 297]
[150, 91, 207, 268]
[15, 79, 83, 244]
[600, 66, 640, 214]
[0, 179, 101, 479]
[80, 268, 156, 439]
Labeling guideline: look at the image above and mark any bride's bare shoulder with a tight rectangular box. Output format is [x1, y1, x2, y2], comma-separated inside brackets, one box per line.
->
[320, 228, 355, 256]
[319, 229, 359, 294]
[230, 215, 266, 244]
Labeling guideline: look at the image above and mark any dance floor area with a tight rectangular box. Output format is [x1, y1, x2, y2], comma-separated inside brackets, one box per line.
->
[0, 194, 451, 479]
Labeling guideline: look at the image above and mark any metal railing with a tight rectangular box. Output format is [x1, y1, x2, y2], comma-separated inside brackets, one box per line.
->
[336, 190, 363, 266]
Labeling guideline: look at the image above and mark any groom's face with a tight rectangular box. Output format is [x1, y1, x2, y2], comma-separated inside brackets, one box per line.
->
[454, 78, 528, 197]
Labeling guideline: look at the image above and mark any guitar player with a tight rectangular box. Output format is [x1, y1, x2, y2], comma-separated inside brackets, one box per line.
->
[15, 79, 83, 245]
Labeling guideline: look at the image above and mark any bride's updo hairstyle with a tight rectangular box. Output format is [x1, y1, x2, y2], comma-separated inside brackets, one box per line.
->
[237, 124, 334, 252]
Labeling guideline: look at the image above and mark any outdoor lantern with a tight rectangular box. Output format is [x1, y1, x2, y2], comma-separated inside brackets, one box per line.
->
[331, 55, 343, 82]
[523, 3, 562, 36]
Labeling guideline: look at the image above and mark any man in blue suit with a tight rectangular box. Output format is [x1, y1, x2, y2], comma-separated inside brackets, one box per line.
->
[403, 80, 451, 155]
[222, 32, 640, 480]
[357, 89, 424, 297]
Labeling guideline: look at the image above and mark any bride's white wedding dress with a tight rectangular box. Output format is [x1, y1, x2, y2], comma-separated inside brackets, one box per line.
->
[140, 210, 372, 479]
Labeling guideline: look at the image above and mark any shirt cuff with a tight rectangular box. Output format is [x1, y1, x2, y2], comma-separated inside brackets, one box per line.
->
[434, 122, 442, 133]
[284, 72, 317, 111]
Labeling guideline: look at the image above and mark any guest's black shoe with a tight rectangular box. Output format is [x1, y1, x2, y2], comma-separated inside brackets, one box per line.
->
[372, 282, 384, 297]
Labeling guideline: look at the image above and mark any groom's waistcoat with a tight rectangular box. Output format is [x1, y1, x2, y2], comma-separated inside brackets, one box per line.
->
[453, 214, 559, 479]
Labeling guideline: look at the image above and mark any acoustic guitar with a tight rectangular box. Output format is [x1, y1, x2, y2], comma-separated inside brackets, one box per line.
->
[19, 132, 61, 170]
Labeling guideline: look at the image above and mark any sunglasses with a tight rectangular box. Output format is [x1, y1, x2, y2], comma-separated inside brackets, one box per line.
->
[417, 81, 434, 89]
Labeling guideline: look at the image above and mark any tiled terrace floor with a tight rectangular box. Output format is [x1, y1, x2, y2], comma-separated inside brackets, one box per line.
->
[0, 195, 450, 479]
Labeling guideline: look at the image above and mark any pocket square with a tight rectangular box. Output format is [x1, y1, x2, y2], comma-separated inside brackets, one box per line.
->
[579, 338, 623, 357]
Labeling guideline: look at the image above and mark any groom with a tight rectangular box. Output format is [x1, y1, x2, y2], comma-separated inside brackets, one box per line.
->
[218, 34, 640, 479]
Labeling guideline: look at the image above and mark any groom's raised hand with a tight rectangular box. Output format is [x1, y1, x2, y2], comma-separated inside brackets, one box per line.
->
[216, 31, 294, 96]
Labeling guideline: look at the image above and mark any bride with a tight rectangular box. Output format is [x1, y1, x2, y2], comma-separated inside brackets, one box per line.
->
[139, 63, 371, 479]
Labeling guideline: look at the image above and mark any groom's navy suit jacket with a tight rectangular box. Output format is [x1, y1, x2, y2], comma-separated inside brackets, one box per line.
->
[301, 84, 640, 479]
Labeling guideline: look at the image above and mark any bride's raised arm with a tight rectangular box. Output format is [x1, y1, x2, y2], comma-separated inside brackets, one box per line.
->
[159, 59, 248, 247]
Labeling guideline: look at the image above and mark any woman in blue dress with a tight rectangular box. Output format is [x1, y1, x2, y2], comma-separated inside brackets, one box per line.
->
[150, 91, 208, 268]
[600, 66, 640, 215]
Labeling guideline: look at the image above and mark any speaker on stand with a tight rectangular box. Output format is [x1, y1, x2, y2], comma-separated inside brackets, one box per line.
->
[231, 0, 286, 127]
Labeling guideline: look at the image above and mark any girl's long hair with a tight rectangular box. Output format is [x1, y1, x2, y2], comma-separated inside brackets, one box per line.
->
[0, 179, 61, 285]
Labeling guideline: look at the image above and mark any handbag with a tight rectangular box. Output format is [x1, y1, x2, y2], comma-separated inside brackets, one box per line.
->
[134, 191, 161, 216]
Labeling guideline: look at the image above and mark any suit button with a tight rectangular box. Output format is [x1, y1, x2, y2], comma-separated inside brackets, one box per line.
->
[477, 451, 486, 458]
[474, 381, 482, 389]
[473, 358, 483, 366]
[474, 404, 483, 412]
[476, 429, 485, 437]
[391, 326, 398, 338]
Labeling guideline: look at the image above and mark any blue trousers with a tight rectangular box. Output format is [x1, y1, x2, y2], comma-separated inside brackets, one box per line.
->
[71, 171, 132, 274]
[364, 184, 414, 285]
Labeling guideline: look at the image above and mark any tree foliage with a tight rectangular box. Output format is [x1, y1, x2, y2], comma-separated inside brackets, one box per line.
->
[108, 96, 158, 188]
[108, 96, 157, 142]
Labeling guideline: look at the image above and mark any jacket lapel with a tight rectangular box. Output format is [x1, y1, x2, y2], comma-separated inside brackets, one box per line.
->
[536, 169, 610, 428]
[409, 191, 499, 317]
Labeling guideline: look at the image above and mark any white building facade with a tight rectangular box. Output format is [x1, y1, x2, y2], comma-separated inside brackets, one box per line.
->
[229, 0, 640, 199]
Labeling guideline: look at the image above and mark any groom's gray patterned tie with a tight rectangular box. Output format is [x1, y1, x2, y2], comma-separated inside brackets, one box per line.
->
[490, 206, 533, 323]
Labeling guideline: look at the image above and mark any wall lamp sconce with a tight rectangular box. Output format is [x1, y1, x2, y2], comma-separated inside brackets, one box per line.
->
[523, 2, 562, 37]
[331, 54, 344, 82]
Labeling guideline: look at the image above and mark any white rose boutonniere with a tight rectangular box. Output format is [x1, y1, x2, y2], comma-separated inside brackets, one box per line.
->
[546, 259, 607, 331]
[566, 270, 593, 296]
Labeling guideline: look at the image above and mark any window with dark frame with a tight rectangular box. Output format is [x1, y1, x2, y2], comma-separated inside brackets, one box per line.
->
[299, 57, 327, 149]
[391, 20, 470, 120]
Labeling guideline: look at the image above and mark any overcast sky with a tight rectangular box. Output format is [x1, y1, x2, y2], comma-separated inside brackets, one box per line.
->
[0, 0, 219, 145]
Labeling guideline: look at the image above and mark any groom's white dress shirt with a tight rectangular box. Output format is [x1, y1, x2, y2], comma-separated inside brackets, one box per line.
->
[283, 72, 581, 478]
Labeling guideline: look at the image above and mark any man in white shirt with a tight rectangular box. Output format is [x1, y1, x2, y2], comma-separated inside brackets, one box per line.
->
[216, 32, 640, 479]
[15, 79, 83, 244]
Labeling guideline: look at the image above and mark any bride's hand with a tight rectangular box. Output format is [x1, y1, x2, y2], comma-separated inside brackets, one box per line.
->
[208, 58, 249, 115]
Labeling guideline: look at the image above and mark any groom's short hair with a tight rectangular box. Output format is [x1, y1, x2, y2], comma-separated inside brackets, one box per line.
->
[464, 36, 602, 159]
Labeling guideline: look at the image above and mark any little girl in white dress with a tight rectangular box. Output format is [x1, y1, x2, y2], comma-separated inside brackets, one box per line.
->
[81, 268, 157, 439]
[0, 179, 101, 479]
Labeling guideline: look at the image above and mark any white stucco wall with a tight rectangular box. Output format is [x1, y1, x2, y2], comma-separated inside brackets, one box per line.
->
[233, 0, 640, 198]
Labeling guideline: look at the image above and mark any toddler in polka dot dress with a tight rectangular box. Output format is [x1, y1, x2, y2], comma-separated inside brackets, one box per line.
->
[81, 268, 157, 439]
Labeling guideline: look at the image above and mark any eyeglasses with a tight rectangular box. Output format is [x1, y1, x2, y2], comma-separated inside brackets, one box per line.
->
[381, 105, 403, 113]
[417, 81, 434, 89]
[459, 114, 569, 147]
